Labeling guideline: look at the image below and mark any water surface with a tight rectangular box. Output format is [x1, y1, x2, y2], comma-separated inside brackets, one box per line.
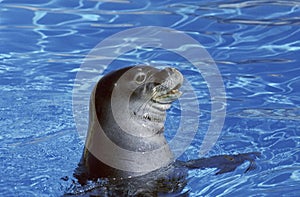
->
[0, 0, 299, 196]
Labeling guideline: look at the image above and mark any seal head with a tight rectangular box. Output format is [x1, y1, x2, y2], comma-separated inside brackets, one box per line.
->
[76, 66, 183, 183]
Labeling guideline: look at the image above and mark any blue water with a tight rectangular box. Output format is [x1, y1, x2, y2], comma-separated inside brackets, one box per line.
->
[1, 0, 300, 196]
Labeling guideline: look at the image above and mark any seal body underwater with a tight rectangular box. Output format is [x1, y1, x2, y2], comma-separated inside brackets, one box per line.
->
[69, 66, 260, 196]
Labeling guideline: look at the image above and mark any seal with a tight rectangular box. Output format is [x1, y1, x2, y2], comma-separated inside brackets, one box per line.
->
[75, 65, 183, 183]
[70, 65, 260, 196]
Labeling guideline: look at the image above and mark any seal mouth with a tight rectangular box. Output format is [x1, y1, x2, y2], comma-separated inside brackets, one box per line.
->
[152, 86, 182, 104]
[151, 68, 183, 104]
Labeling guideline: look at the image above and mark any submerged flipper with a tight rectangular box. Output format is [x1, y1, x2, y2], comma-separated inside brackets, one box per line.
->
[181, 152, 260, 175]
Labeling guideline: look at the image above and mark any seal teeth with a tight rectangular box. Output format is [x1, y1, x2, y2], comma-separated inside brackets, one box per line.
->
[152, 88, 182, 104]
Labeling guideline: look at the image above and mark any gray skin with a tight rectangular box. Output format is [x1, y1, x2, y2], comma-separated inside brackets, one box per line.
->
[75, 66, 184, 183]
[71, 66, 260, 196]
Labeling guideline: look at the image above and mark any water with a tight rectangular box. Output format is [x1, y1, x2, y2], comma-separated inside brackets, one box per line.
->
[1, 0, 300, 196]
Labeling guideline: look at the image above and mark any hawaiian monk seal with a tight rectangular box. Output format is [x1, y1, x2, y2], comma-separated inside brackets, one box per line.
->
[75, 66, 183, 182]
[71, 66, 260, 196]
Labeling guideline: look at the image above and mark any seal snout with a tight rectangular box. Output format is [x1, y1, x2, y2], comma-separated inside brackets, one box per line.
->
[152, 67, 183, 104]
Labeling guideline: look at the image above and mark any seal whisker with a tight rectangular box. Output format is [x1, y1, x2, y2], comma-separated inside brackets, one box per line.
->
[139, 96, 153, 120]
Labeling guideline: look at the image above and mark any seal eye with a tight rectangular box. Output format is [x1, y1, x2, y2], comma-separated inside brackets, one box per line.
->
[134, 72, 147, 84]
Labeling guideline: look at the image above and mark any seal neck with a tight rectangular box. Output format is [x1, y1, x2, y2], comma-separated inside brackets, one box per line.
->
[84, 86, 174, 178]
